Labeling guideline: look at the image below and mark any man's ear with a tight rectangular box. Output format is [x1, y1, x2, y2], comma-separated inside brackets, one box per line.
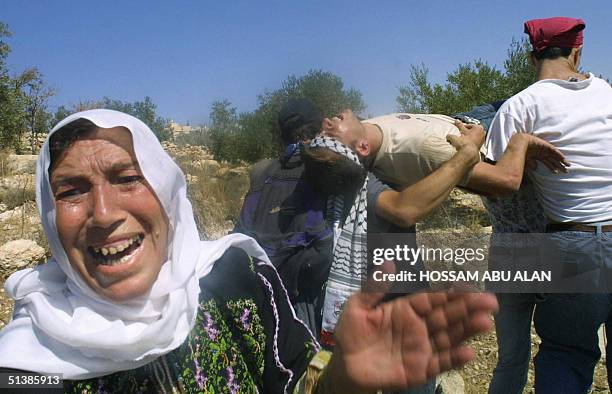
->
[354, 138, 371, 157]
[572, 46, 583, 71]
[321, 118, 333, 132]
[528, 51, 536, 67]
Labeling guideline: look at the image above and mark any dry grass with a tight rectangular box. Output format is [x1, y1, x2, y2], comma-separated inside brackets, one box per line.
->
[0, 149, 37, 212]
[0, 149, 10, 176]
[172, 156, 250, 240]
[0, 176, 36, 211]
[174, 130, 211, 147]
[418, 189, 490, 232]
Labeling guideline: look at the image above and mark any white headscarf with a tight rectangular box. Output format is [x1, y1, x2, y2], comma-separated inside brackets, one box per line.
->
[0, 109, 270, 379]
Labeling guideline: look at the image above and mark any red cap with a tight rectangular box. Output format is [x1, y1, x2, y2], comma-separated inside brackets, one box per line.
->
[524, 17, 585, 53]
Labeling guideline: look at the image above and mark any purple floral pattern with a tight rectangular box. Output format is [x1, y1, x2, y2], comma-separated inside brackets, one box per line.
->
[227, 299, 266, 376]
[66, 298, 265, 393]
[202, 311, 221, 341]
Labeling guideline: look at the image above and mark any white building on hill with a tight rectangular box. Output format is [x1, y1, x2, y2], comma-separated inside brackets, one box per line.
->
[169, 121, 208, 139]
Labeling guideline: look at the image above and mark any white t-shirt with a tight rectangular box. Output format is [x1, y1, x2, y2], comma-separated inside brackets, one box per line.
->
[485, 74, 612, 223]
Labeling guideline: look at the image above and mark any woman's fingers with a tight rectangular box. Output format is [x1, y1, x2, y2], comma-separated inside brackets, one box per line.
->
[430, 310, 494, 354]
[424, 293, 497, 329]
[426, 346, 476, 377]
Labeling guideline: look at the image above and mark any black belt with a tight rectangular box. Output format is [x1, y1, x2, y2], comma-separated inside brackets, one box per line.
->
[547, 223, 612, 233]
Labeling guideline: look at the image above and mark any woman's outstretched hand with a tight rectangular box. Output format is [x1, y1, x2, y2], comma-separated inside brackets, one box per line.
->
[326, 290, 498, 393]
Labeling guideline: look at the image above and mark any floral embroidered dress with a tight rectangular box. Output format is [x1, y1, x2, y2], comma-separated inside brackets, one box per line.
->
[57, 247, 318, 394]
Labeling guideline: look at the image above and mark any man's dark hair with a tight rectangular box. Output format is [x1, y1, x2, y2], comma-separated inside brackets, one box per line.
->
[302, 145, 366, 197]
[282, 123, 320, 146]
[277, 98, 323, 145]
[533, 46, 573, 60]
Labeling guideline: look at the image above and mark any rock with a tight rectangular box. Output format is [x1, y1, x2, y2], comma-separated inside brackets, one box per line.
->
[228, 168, 248, 177]
[0, 174, 36, 195]
[6, 155, 38, 174]
[161, 142, 213, 162]
[436, 370, 465, 394]
[0, 239, 46, 279]
[217, 167, 230, 177]
[0, 209, 16, 223]
[0, 204, 24, 223]
[186, 174, 199, 184]
[0, 204, 40, 225]
[232, 166, 249, 175]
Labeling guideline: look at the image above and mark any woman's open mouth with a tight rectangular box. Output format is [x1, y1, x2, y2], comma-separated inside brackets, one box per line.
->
[88, 234, 144, 266]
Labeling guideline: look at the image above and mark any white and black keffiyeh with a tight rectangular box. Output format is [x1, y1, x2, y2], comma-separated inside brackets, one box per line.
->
[309, 136, 368, 339]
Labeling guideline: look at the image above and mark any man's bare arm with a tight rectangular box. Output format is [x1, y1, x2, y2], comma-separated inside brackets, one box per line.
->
[465, 133, 568, 197]
[375, 129, 481, 228]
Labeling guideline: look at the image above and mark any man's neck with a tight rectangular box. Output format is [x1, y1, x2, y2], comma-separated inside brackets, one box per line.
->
[537, 59, 587, 82]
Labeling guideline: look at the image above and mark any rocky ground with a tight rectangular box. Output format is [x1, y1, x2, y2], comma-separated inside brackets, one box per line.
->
[0, 146, 609, 393]
[459, 326, 609, 393]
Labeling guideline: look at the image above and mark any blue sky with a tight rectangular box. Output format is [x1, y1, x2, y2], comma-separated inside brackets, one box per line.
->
[3, 1, 611, 124]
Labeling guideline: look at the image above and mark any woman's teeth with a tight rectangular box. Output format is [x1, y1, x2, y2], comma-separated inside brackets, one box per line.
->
[90, 234, 144, 265]
[103, 253, 134, 266]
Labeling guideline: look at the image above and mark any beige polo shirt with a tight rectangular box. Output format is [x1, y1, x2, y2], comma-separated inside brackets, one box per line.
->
[364, 113, 475, 188]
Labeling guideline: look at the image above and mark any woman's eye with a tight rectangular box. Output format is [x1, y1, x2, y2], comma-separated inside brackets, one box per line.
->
[118, 175, 143, 184]
[334, 113, 344, 120]
[55, 188, 82, 200]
